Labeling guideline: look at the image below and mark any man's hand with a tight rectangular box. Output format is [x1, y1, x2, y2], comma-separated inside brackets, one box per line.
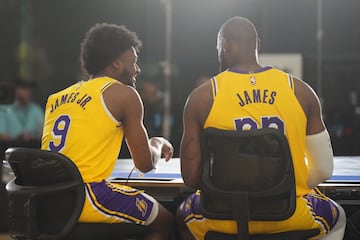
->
[149, 137, 174, 167]
[160, 138, 174, 161]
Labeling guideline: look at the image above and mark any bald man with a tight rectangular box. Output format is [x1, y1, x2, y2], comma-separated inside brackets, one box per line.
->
[177, 17, 346, 240]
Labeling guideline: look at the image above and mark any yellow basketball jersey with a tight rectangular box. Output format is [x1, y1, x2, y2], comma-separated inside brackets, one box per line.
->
[41, 77, 124, 183]
[204, 67, 310, 196]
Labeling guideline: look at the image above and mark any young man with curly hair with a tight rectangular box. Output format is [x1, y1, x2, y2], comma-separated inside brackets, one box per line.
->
[41, 23, 175, 240]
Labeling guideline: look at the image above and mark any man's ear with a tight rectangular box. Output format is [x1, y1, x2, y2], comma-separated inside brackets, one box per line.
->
[112, 57, 123, 71]
[224, 38, 240, 55]
[222, 38, 230, 54]
[257, 37, 261, 52]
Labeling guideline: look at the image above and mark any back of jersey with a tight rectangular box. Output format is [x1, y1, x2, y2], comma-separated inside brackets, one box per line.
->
[41, 77, 124, 183]
[204, 67, 310, 195]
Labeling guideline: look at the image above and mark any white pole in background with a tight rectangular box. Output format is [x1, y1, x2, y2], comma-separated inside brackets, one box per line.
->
[161, 0, 172, 139]
[317, 0, 323, 100]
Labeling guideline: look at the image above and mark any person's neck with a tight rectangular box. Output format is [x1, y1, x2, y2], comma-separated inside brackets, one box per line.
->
[92, 71, 115, 80]
[94, 69, 126, 84]
[230, 61, 263, 73]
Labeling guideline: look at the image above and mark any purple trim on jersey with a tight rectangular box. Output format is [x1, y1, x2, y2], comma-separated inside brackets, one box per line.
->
[182, 191, 340, 233]
[305, 194, 339, 231]
[228, 66, 272, 74]
[180, 192, 203, 223]
[87, 181, 154, 224]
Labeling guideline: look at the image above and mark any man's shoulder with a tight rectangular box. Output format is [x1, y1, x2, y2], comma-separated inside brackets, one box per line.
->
[186, 80, 213, 123]
[104, 82, 139, 99]
[0, 104, 17, 119]
[101, 82, 142, 122]
[190, 80, 212, 99]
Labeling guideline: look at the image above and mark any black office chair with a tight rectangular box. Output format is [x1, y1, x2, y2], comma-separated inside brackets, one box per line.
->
[5, 147, 148, 240]
[200, 128, 320, 240]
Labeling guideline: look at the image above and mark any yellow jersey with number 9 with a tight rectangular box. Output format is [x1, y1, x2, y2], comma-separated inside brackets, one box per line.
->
[41, 77, 123, 183]
[204, 67, 310, 196]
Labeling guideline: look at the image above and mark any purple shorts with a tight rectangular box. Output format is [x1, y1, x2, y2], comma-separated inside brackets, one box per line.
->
[180, 188, 340, 239]
[80, 180, 159, 225]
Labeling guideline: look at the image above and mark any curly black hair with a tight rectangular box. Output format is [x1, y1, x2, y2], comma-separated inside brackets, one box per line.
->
[80, 23, 142, 76]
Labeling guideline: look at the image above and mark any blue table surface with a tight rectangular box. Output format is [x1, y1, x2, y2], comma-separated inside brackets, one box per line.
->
[110, 156, 360, 183]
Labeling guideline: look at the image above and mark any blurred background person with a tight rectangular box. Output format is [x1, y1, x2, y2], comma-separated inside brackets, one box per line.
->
[137, 80, 185, 157]
[0, 78, 43, 141]
[0, 78, 44, 233]
[138, 81, 165, 137]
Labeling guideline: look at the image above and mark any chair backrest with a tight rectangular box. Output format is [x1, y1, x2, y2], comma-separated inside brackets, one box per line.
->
[5, 147, 85, 240]
[200, 127, 296, 222]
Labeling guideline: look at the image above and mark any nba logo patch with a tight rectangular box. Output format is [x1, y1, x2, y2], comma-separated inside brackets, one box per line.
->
[250, 76, 256, 85]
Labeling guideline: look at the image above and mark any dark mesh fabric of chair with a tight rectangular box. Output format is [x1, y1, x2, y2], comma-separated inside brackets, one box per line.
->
[200, 128, 319, 240]
[5, 147, 148, 240]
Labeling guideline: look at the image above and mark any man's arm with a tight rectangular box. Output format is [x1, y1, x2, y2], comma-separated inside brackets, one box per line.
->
[102, 84, 173, 173]
[294, 78, 333, 188]
[180, 83, 213, 189]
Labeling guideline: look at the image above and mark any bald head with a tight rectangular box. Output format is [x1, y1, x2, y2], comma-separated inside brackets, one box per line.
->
[219, 17, 258, 43]
[217, 17, 260, 71]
